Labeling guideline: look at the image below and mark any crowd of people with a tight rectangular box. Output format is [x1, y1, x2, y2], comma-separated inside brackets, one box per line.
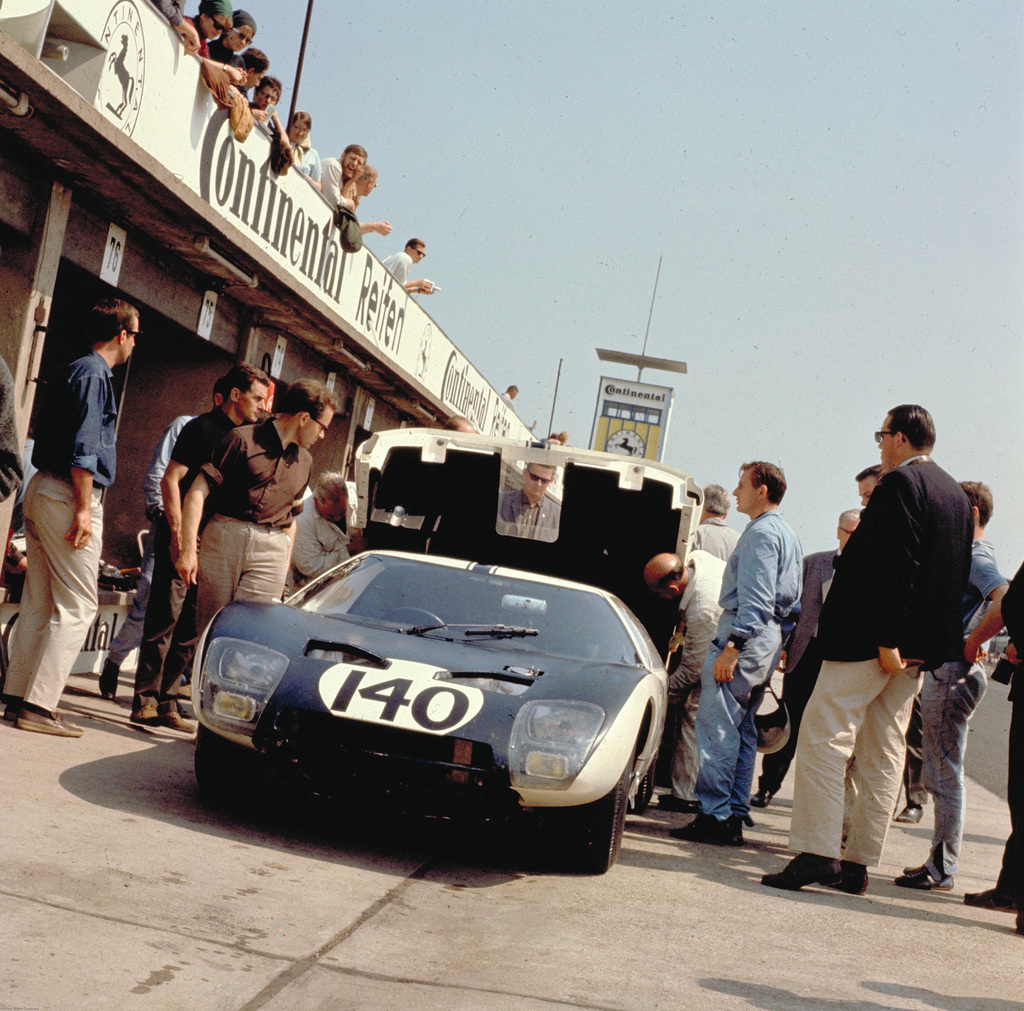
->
[152, 3, 438, 292]
[641, 407, 1021, 935]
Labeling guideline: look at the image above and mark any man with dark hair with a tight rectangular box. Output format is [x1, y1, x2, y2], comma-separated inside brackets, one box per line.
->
[644, 549, 726, 813]
[764, 405, 972, 895]
[497, 462, 561, 542]
[3, 299, 138, 736]
[855, 464, 882, 506]
[177, 379, 338, 634]
[238, 47, 269, 96]
[382, 240, 435, 294]
[752, 509, 860, 808]
[671, 461, 802, 846]
[692, 482, 740, 562]
[129, 362, 269, 730]
[895, 481, 1007, 891]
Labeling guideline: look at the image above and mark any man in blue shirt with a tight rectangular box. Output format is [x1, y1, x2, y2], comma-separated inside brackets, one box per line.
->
[671, 461, 802, 846]
[895, 480, 1007, 891]
[3, 299, 138, 737]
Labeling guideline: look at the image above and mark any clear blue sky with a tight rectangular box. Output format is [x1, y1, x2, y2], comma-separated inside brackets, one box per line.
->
[254, 2, 1023, 568]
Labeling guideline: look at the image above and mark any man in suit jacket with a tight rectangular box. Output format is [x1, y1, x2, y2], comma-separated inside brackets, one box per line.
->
[752, 509, 861, 806]
[763, 404, 972, 896]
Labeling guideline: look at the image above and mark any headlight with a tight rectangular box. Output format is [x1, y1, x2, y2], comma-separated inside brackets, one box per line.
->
[198, 638, 289, 735]
[509, 700, 605, 791]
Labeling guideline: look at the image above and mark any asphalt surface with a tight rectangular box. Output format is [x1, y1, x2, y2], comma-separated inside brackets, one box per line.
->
[2, 667, 1021, 1011]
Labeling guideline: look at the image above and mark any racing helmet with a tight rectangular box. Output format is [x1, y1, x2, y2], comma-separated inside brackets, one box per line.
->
[755, 685, 791, 754]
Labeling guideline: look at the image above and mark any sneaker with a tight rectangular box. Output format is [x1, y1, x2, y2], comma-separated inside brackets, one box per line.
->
[670, 813, 743, 846]
[130, 704, 160, 726]
[895, 865, 953, 891]
[17, 709, 84, 738]
[158, 709, 196, 734]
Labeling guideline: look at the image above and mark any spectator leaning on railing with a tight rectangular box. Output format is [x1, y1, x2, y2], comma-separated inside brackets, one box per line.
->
[320, 145, 367, 210]
[289, 112, 322, 187]
[207, 9, 256, 67]
[352, 167, 392, 237]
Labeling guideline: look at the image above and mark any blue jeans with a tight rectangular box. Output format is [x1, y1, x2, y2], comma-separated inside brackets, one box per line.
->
[106, 528, 156, 667]
[920, 660, 987, 881]
[695, 627, 782, 821]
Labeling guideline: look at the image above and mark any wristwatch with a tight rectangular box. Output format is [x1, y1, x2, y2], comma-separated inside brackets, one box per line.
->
[725, 637, 746, 650]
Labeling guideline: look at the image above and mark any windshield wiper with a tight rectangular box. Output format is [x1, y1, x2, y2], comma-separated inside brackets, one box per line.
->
[406, 623, 539, 639]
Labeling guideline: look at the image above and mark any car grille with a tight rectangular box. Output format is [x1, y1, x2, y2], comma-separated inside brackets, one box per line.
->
[263, 709, 516, 814]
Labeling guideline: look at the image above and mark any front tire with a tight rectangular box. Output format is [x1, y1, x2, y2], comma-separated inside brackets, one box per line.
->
[553, 765, 630, 874]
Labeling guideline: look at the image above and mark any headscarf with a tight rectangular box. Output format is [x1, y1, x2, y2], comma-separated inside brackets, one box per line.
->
[198, 0, 234, 20]
[231, 9, 257, 34]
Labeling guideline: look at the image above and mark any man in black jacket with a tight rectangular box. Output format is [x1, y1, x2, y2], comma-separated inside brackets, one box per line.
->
[763, 405, 972, 895]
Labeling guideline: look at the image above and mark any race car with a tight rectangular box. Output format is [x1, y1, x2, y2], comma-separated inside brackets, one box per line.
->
[192, 550, 667, 873]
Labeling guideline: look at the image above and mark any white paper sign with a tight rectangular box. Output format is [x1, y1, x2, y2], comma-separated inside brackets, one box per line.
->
[100, 223, 126, 286]
[197, 290, 217, 340]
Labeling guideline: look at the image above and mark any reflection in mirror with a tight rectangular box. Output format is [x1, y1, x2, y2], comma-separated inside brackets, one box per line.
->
[496, 463, 562, 543]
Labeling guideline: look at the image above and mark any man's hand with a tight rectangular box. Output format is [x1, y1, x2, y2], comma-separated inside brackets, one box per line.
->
[251, 107, 270, 123]
[66, 508, 93, 549]
[177, 21, 201, 55]
[713, 644, 739, 683]
[878, 646, 908, 674]
[776, 648, 788, 672]
[1007, 643, 1019, 665]
[176, 547, 199, 586]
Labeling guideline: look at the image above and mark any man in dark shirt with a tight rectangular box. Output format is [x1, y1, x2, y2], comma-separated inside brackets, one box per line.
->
[176, 379, 337, 635]
[130, 363, 268, 730]
[4, 300, 138, 737]
[763, 404, 972, 895]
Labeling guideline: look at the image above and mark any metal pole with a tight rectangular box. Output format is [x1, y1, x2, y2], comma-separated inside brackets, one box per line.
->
[638, 253, 663, 378]
[288, 0, 316, 128]
[547, 358, 563, 439]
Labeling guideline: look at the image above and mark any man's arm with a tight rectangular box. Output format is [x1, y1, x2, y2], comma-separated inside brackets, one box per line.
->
[964, 582, 1010, 663]
[404, 280, 435, 294]
[66, 466, 94, 549]
[360, 221, 393, 236]
[175, 474, 210, 585]
[160, 460, 189, 549]
[672, 595, 720, 697]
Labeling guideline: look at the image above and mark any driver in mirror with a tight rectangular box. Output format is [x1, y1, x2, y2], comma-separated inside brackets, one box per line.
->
[497, 463, 561, 542]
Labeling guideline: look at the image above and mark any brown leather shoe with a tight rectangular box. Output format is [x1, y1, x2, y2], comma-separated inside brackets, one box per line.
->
[130, 704, 160, 726]
[761, 852, 842, 891]
[158, 709, 197, 734]
[17, 709, 83, 738]
[964, 888, 1016, 912]
[830, 859, 869, 895]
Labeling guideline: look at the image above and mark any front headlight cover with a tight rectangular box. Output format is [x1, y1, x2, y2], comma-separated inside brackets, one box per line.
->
[199, 637, 290, 734]
[509, 700, 606, 791]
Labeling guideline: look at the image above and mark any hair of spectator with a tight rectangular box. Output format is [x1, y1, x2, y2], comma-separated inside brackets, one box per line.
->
[198, 0, 233, 22]
[359, 165, 378, 182]
[276, 379, 339, 421]
[290, 110, 311, 131]
[441, 416, 475, 432]
[242, 47, 269, 73]
[213, 362, 269, 402]
[855, 464, 882, 482]
[342, 143, 368, 161]
[740, 461, 787, 504]
[231, 9, 257, 35]
[838, 508, 861, 529]
[312, 471, 348, 509]
[90, 299, 138, 343]
[702, 483, 731, 516]
[257, 75, 282, 99]
[960, 481, 993, 528]
[405, 238, 425, 252]
[886, 404, 935, 451]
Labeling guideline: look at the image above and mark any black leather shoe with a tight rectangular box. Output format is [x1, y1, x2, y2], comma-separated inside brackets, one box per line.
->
[670, 813, 743, 846]
[656, 794, 701, 813]
[963, 888, 1016, 912]
[894, 804, 923, 823]
[761, 852, 842, 891]
[99, 660, 120, 701]
[829, 859, 869, 895]
[895, 864, 953, 891]
[750, 789, 774, 808]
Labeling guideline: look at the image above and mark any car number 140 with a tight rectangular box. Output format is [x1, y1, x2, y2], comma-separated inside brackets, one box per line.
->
[318, 660, 485, 735]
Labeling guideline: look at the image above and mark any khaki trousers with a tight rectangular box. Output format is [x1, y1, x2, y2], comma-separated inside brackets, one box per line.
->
[196, 515, 291, 636]
[6, 473, 102, 713]
[790, 657, 918, 866]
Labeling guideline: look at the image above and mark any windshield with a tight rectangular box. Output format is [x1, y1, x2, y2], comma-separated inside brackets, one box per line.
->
[295, 554, 639, 663]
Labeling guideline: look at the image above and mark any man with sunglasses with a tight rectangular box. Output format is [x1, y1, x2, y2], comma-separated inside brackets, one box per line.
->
[764, 404, 972, 896]
[3, 300, 139, 737]
[498, 463, 561, 542]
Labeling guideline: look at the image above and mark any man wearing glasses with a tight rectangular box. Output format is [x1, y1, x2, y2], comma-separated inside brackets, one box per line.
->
[382, 239, 435, 295]
[3, 300, 139, 737]
[763, 405, 972, 896]
[497, 463, 561, 542]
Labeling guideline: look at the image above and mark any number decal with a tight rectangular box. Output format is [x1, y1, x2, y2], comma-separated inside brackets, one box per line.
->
[318, 661, 484, 735]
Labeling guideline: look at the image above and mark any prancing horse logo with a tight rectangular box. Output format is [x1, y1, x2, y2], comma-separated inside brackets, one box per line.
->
[99, 1, 145, 137]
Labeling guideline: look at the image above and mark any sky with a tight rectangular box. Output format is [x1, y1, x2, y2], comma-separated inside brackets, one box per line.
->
[252, 1, 1023, 567]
